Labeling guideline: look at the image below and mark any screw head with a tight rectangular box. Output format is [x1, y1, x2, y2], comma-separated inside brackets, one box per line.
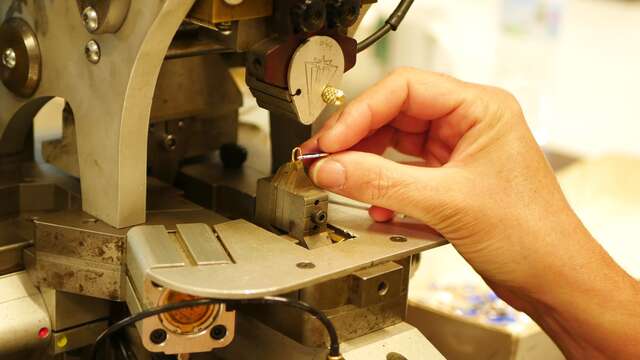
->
[163, 134, 177, 151]
[210, 325, 227, 340]
[312, 210, 328, 225]
[85, 40, 101, 64]
[214, 21, 233, 35]
[82, 6, 99, 32]
[149, 329, 167, 345]
[2, 48, 16, 69]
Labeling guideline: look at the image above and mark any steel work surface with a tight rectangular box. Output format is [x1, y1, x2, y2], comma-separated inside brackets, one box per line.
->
[147, 203, 446, 299]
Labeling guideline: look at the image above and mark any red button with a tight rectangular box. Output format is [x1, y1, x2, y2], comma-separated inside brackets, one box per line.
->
[38, 327, 49, 339]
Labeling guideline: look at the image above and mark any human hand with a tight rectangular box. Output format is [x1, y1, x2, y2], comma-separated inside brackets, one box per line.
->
[301, 68, 640, 358]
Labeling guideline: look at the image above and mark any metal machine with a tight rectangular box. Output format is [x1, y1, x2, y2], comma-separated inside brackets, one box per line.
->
[0, 1, 445, 359]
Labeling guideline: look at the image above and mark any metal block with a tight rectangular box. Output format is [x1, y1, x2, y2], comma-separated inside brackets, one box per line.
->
[176, 223, 232, 265]
[127, 225, 185, 299]
[0, 184, 18, 216]
[31, 217, 126, 300]
[246, 290, 407, 348]
[188, 0, 273, 25]
[0, 271, 51, 356]
[255, 160, 330, 247]
[350, 262, 404, 307]
[40, 288, 110, 331]
[49, 320, 108, 355]
[126, 225, 236, 354]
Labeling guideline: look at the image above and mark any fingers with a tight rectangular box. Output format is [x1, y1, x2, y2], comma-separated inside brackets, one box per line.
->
[368, 206, 395, 223]
[316, 68, 467, 153]
[309, 151, 455, 220]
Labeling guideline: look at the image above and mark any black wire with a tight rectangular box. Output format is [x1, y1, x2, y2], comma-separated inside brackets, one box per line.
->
[357, 0, 415, 53]
[89, 296, 341, 360]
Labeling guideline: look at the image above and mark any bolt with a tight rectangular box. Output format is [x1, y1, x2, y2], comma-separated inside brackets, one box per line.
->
[149, 329, 167, 344]
[210, 325, 227, 340]
[2, 48, 16, 69]
[214, 21, 233, 35]
[82, 6, 99, 32]
[163, 134, 177, 151]
[390, 235, 407, 243]
[296, 261, 316, 269]
[85, 40, 101, 64]
[312, 210, 327, 225]
[321, 86, 345, 106]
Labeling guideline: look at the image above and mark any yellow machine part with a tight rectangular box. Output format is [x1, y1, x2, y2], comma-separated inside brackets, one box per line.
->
[189, 0, 273, 24]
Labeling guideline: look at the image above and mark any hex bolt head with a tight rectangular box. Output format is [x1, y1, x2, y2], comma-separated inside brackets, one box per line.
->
[210, 325, 227, 340]
[2, 48, 16, 69]
[85, 40, 101, 64]
[82, 6, 99, 32]
[149, 329, 167, 344]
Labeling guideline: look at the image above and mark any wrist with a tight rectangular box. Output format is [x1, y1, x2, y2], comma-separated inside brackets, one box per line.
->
[522, 229, 640, 358]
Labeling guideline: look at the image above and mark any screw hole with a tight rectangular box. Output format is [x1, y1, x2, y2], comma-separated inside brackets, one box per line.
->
[390, 235, 407, 243]
[314, 199, 320, 205]
[149, 329, 167, 345]
[296, 261, 316, 269]
[210, 325, 227, 340]
[377, 281, 389, 296]
[387, 352, 408, 360]
[252, 57, 263, 70]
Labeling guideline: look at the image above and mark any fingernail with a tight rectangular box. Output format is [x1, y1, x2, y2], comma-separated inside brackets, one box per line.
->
[310, 158, 346, 190]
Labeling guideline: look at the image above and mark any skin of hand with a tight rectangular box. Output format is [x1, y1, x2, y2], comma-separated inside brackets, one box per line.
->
[301, 68, 640, 359]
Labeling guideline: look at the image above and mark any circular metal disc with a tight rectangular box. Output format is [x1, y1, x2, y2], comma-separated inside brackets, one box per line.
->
[288, 36, 345, 125]
[0, 18, 41, 98]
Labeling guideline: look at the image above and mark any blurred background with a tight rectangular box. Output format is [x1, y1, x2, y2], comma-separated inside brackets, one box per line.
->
[345, 1, 640, 358]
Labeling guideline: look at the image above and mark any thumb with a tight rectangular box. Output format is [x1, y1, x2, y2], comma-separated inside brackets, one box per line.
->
[309, 151, 457, 222]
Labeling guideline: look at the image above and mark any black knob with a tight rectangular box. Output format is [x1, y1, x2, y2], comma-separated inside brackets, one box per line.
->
[291, 0, 326, 33]
[219, 143, 248, 169]
[149, 329, 167, 345]
[327, 0, 361, 29]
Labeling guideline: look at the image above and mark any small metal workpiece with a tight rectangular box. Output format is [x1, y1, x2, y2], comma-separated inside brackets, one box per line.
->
[291, 147, 329, 162]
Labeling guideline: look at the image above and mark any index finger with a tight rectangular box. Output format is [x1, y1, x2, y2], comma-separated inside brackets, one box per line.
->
[314, 68, 468, 153]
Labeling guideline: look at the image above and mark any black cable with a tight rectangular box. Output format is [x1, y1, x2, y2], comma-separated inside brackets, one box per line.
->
[357, 0, 415, 53]
[89, 296, 341, 360]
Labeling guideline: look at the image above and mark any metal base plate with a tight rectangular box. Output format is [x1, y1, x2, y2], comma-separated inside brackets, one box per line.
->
[141, 204, 445, 299]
